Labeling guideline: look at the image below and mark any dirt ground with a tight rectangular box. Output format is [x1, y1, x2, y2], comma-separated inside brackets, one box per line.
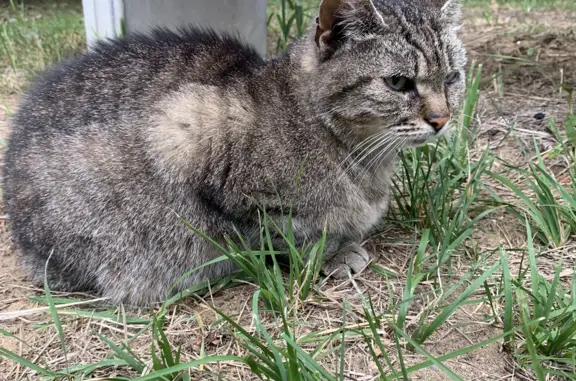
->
[0, 8, 575, 381]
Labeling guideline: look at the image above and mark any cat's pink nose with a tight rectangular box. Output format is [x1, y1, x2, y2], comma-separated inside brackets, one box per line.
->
[426, 114, 450, 132]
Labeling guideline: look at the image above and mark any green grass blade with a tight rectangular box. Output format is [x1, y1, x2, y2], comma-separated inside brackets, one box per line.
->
[96, 333, 145, 373]
[43, 255, 69, 372]
[542, 264, 562, 323]
[526, 220, 540, 314]
[398, 229, 429, 330]
[517, 289, 546, 381]
[392, 324, 464, 381]
[131, 356, 246, 381]
[282, 334, 336, 381]
[251, 290, 286, 381]
[501, 249, 514, 345]
[412, 260, 500, 344]
[0, 347, 55, 377]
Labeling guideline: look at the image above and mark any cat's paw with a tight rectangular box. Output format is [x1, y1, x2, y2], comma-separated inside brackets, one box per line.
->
[321, 243, 372, 279]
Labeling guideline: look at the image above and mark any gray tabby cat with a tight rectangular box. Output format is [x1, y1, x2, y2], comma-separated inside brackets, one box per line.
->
[4, 0, 467, 306]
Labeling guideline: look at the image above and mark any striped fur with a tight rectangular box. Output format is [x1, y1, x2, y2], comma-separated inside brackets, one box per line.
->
[3, 0, 466, 306]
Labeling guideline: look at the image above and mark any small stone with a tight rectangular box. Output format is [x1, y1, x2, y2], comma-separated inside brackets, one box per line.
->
[534, 112, 546, 120]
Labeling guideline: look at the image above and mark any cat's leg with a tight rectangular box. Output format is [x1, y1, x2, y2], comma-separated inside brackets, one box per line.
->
[94, 235, 238, 306]
[321, 238, 372, 278]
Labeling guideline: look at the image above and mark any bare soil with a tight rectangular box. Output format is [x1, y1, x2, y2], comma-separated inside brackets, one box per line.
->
[1, 8, 575, 380]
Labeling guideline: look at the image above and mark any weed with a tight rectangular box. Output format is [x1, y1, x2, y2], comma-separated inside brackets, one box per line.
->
[463, 0, 576, 11]
[268, 0, 315, 53]
[488, 146, 576, 248]
[487, 221, 576, 379]
[0, 1, 85, 91]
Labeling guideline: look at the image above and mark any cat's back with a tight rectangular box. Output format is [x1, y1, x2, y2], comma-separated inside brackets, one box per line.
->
[13, 27, 265, 131]
[3, 26, 267, 226]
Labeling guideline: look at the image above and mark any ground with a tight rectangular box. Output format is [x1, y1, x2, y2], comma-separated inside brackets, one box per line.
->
[0, 2, 575, 381]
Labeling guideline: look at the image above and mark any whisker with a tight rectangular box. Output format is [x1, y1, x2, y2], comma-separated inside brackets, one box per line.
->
[353, 136, 400, 183]
[342, 130, 388, 165]
[342, 135, 395, 181]
[347, 133, 393, 169]
[340, 131, 392, 178]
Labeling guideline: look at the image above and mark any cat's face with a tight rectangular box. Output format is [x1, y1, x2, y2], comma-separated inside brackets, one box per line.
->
[308, 0, 467, 150]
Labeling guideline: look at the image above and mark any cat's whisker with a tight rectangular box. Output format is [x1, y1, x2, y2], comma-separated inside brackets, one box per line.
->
[344, 130, 388, 163]
[350, 134, 395, 173]
[371, 137, 403, 172]
[352, 136, 400, 183]
[342, 132, 395, 179]
[338, 131, 391, 177]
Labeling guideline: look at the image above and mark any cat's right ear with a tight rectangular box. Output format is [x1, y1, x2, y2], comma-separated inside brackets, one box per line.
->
[315, 0, 343, 47]
[315, 0, 385, 53]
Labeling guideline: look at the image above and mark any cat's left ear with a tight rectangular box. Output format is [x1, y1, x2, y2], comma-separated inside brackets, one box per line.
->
[431, 0, 463, 24]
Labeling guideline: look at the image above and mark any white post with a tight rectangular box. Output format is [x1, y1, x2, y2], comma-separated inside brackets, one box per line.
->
[82, 0, 124, 48]
[82, 0, 268, 57]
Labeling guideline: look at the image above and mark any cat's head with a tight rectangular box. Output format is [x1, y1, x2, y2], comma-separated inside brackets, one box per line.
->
[301, 0, 467, 149]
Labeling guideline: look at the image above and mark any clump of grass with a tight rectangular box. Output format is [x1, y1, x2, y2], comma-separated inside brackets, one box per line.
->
[183, 209, 326, 313]
[488, 143, 576, 248]
[0, 1, 85, 92]
[393, 229, 499, 341]
[267, 0, 315, 53]
[391, 63, 499, 272]
[462, 0, 576, 11]
[178, 212, 338, 380]
[488, 221, 576, 379]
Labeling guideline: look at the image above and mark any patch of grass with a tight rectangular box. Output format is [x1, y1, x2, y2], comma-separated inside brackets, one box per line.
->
[488, 141, 576, 248]
[463, 0, 576, 11]
[0, 0, 85, 92]
[390, 63, 499, 271]
[267, 0, 316, 53]
[487, 221, 576, 379]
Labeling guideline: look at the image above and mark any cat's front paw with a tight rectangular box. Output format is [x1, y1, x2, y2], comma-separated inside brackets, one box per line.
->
[322, 243, 372, 279]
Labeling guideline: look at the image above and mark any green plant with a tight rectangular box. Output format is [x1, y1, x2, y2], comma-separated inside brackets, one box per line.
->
[178, 210, 338, 380]
[391, 64, 498, 271]
[268, 0, 314, 53]
[488, 146, 576, 248]
[492, 222, 576, 379]
[182, 209, 326, 314]
[0, 1, 85, 91]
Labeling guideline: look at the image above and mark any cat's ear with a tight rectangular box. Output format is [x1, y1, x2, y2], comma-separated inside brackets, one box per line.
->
[315, 0, 385, 48]
[431, 0, 463, 25]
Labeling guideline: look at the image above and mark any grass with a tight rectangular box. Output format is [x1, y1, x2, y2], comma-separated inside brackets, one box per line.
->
[0, 0, 85, 92]
[488, 111, 576, 248]
[463, 0, 576, 11]
[1, 0, 576, 380]
[491, 222, 576, 379]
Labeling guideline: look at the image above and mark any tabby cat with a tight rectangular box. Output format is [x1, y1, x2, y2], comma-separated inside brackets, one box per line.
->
[3, 0, 467, 306]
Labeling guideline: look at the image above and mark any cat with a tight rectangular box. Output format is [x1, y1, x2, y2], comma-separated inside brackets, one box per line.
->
[3, 0, 467, 306]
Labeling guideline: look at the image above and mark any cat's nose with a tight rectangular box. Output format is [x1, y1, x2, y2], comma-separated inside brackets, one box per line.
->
[426, 113, 450, 132]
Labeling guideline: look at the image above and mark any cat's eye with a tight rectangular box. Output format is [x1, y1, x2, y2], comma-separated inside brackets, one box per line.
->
[445, 71, 460, 84]
[384, 76, 414, 92]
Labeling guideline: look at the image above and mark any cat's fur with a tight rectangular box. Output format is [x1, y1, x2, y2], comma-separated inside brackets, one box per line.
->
[4, 0, 467, 306]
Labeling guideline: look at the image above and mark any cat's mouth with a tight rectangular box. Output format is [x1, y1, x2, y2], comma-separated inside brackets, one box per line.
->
[395, 120, 451, 148]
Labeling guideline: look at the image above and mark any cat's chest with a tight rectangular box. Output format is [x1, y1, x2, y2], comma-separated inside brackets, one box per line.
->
[353, 192, 390, 233]
[322, 185, 390, 239]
